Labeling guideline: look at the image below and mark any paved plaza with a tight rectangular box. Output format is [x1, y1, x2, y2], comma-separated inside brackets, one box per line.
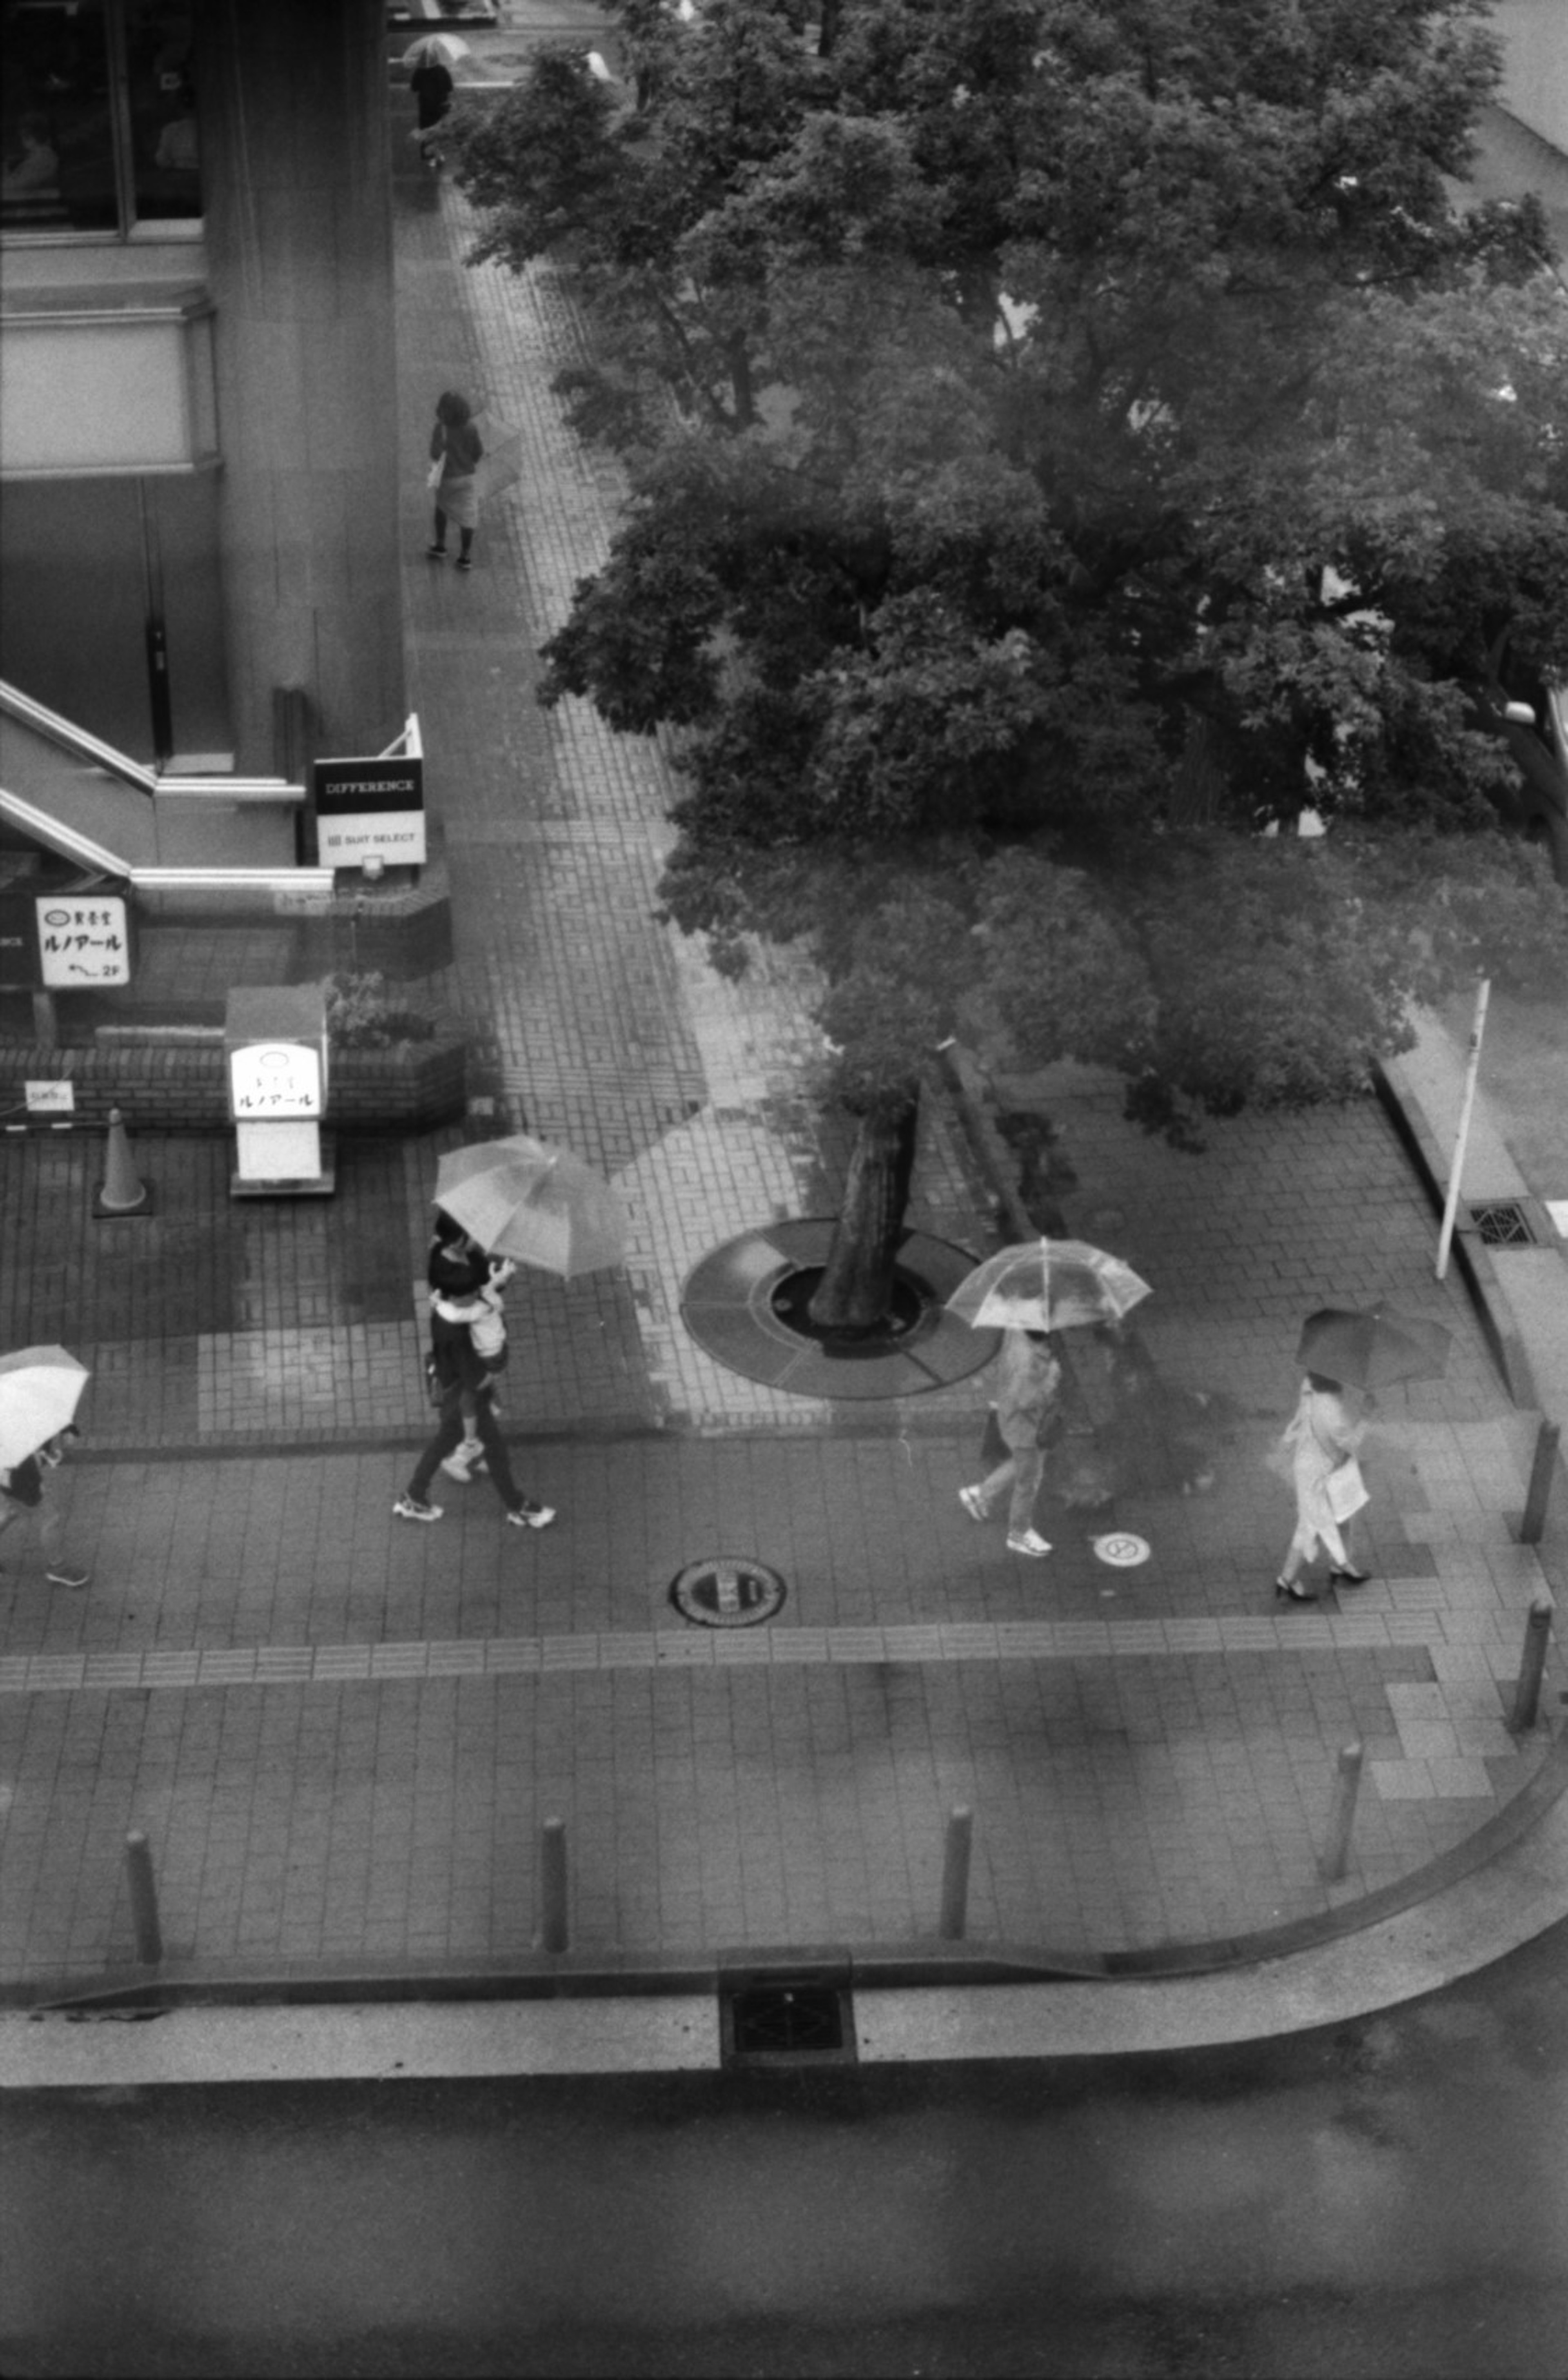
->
[0, 132, 1563, 1999]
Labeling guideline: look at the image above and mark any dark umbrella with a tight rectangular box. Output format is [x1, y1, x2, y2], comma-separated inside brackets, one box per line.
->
[1295, 1307, 1453, 1391]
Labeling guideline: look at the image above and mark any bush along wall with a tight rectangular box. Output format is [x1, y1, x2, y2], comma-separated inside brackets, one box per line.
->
[0, 1035, 467, 1135]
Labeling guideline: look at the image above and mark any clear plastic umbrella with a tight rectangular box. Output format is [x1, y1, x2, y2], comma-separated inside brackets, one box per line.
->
[402, 33, 471, 67]
[434, 1135, 628, 1280]
[946, 1239, 1152, 1334]
[0, 1345, 89, 1467]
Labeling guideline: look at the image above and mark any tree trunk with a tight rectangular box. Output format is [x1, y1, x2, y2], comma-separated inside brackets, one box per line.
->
[807, 1092, 919, 1336]
[817, 0, 842, 59]
[1168, 708, 1226, 826]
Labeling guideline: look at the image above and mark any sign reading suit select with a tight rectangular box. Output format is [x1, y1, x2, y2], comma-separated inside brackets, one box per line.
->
[312, 756, 426, 868]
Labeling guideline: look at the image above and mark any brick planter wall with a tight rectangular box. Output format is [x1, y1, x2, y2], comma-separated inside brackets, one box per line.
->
[0, 1035, 467, 1135]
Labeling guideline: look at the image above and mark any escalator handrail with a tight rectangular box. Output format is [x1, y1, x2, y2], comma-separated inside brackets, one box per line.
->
[0, 678, 158, 797]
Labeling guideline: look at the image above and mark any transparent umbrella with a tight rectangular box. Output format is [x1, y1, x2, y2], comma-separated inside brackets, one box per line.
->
[946, 1238, 1153, 1334]
[0, 1345, 89, 1467]
[402, 33, 472, 67]
[434, 1135, 628, 1280]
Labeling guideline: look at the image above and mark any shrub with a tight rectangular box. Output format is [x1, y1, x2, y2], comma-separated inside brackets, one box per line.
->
[322, 972, 437, 1049]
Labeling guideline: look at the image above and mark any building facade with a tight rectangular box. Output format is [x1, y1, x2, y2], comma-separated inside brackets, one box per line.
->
[1, 0, 404, 877]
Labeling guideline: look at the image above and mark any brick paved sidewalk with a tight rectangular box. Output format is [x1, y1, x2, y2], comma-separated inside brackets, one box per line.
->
[0, 138, 1561, 1999]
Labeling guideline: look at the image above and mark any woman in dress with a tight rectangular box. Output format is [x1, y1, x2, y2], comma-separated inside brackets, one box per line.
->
[1274, 1372, 1372, 1603]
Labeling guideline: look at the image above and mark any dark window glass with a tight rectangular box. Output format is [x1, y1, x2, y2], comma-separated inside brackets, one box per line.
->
[1, 0, 200, 234]
[128, 0, 199, 222]
[1, 0, 115, 230]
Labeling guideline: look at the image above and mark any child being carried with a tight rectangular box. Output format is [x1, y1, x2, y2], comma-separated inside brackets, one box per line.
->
[432, 1256, 516, 1479]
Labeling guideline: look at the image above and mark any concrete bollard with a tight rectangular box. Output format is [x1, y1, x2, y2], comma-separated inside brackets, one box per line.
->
[1319, 1743, 1364, 1883]
[95, 1108, 150, 1217]
[938, 1805, 973, 1940]
[539, 1817, 569, 1953]
[1519, 1421, 1561, 1547]
[124, 1831, 163, 1966]
[1509, 1596, 1555, 1734]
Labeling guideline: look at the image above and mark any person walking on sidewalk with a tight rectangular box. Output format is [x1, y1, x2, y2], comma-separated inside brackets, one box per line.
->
[958, 1328, 1062, 1557]
[0, 1430, 88, 1587]
[409, 46, 454, 168]
[426, 390, 483, 572]
[432, 1256, 515, 1485]
[395, 1314, 555, 1532]
[1272, 1371, 1372, 1603]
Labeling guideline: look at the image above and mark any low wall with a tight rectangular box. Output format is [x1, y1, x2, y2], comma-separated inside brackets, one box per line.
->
[0, 1034, 467, 1135]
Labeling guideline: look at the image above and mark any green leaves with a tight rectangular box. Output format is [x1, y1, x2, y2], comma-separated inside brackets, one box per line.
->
[481, 0, 1567, 1143]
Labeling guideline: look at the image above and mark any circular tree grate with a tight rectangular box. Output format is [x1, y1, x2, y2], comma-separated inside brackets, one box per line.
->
[679, 1219, 999, 1400]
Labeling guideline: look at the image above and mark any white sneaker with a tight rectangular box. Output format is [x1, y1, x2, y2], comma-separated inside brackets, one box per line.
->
[958, 1485, 988, 1521]
[1007, 1529, 1053, 1558]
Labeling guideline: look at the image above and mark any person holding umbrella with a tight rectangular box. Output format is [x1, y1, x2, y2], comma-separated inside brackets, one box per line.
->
[408, 39, 455, 168]
[0, 1345, 90, 1587]
[948, 1237, 1152, 1557]
[0, 1431, 87, 1588]
[1271, 1374, 1372, 1601]
[959, 1329, 1064, 1557]
[395, 1317, 554, 1531]
[1270, 1306, 1452, 1603]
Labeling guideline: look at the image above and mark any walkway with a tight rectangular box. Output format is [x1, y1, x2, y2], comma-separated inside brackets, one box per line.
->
[0, 115, 1563, 2004]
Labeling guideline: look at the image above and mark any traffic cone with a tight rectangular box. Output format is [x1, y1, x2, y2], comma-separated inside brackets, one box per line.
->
[94, 1107, 151, 1218]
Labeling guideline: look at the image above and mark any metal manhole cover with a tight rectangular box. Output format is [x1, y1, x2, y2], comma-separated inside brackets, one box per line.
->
[670, 1558, 788, 1629]
[1092, 1533, 1152, 1568]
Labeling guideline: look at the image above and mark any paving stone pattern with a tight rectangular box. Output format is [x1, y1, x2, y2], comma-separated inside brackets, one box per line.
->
[0, 146, 1561, 1989]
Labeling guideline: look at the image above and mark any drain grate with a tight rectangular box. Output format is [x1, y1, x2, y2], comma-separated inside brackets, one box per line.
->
[1469, 1200, 1535, 1247]
[721, 1983, 857, 2066]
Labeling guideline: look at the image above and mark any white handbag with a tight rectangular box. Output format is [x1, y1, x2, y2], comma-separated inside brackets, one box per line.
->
[1326, 1458, 1369, 1523]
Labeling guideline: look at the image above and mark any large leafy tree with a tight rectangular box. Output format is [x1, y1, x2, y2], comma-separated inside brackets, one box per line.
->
[451, 0, 1568, 1329]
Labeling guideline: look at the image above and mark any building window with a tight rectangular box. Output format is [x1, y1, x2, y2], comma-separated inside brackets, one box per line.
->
[1, 0, 199, 238]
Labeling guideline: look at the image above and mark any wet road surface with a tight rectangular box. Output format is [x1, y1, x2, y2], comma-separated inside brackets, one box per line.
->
[3, 1922, 1566, 2378]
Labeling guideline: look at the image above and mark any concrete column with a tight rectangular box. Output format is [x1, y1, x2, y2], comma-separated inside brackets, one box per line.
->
[196, 0, 403, 773]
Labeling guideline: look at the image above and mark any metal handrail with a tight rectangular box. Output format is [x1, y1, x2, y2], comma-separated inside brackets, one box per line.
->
[0, 681, 304, 802]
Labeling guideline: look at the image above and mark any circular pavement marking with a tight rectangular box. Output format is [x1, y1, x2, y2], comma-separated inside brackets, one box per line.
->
[1092, 1533, 1152, 1568]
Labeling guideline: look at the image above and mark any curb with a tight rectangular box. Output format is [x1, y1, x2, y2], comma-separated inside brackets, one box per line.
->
[1372, 1061, 1538, 1407]
[7, 1727, 1564, 2023]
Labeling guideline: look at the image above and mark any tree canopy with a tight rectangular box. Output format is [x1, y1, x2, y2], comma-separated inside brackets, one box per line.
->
[452, 0, 1568, 1140]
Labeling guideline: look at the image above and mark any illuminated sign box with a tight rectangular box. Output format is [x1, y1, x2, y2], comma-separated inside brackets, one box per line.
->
[0, 890, 134, 991]
[223, 986, 334, 1196]
[312, 754, 427, 869]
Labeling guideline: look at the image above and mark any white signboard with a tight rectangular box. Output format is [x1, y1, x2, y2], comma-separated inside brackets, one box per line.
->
[24, 1080, 75, 1113]
[36, 896, 131, 987]
[229, 1041, 323, 1121]
[315, 809, 429, 868]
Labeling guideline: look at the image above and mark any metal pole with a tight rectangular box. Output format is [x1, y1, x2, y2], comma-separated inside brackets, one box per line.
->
[1436, 977, 1490, 1281]
[938, 1805, 973, 1940]
[1519, 1421, 1561, 1546]
[1509, 1596, 1554, 1734]
[539, 1817, 569, 1953]
[1319, 1743, 1364, 1883]
[124, 1831, 163, 1966]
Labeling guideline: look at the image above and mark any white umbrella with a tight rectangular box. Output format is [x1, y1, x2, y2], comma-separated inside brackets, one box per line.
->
[0, 1345, 89, 1467]
[434, 1135, 628, 1280]
[402, 33, 471, 68]
[946, 1239, 1152, 1334]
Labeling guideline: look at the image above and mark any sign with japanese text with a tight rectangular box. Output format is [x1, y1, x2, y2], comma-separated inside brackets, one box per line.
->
[312, 755, 427, 868]
[25, 1081, 76, 1113]
[35, 896, 131, 988]
[228, 1041, 323, 1121]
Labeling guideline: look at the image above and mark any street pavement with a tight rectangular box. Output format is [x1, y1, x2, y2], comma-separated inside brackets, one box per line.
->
[0, 105, 1564, 2014]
